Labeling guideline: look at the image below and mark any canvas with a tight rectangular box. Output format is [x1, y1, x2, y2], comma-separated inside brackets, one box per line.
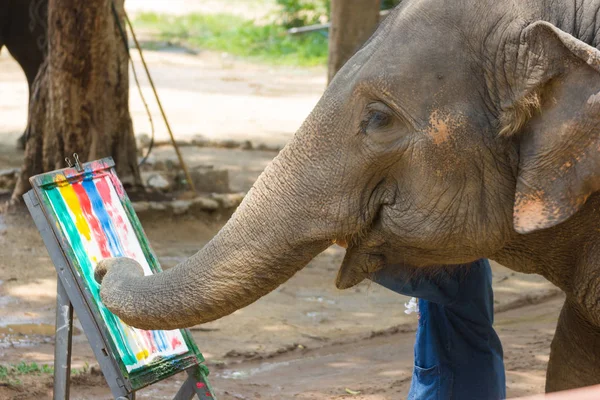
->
[29, 157, 205, 390]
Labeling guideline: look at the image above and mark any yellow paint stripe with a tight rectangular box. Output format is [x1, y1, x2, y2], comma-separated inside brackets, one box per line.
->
[57, 182, 92, 241]
[136, 349, 150, 361]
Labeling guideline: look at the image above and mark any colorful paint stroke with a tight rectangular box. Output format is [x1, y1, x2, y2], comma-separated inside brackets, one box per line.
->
[42, 167, 188, 372]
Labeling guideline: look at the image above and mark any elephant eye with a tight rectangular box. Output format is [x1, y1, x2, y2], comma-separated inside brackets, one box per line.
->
[369, 111, 391, 129]
[361, 107, 394, 134]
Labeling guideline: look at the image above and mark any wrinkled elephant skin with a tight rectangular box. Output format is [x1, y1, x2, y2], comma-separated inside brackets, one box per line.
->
[97, 0, 600, 392]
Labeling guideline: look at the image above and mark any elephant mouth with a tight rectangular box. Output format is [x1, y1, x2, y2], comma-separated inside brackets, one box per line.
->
[334, 234, 386, 289]
[333, 238, 348, 248]
[334, 193, 391, 289]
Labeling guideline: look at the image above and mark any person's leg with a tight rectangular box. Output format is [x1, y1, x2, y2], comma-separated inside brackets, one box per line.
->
[449, 259, 506, 399]
[408, 260, 505, 400]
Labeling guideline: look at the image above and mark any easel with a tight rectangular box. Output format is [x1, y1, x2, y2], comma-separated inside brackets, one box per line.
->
[23, 159, 217, 400]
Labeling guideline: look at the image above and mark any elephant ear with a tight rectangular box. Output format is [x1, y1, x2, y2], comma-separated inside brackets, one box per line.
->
[509, 21, 600, 234]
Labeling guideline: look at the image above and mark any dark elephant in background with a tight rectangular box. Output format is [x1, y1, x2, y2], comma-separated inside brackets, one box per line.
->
[97, 0, 600, 393]
[0, 0, 47, 149]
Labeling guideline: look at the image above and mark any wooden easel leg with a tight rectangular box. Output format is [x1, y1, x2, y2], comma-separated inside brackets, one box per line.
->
[53, 280, 73, 400]
[173, 366, 216, 400]
[173, 377, 196, 400]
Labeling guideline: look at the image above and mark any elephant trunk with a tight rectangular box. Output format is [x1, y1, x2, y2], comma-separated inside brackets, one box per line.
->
[97, 141, 335, 330]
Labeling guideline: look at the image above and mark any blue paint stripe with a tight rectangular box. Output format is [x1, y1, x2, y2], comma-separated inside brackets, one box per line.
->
[81, 179, 124, 257]
[152, 330, 168, 352]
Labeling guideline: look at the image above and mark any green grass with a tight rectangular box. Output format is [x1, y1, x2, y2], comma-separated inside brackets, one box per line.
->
[0, 362, 53, 386]
[133, 12, 329, 66]
[0, 362, 90, 386]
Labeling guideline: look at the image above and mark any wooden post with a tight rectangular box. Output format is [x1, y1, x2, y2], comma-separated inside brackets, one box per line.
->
[327, 0, 381, 84]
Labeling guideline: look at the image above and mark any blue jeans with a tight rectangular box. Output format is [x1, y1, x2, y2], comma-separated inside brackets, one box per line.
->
[371, 259, 506, 400]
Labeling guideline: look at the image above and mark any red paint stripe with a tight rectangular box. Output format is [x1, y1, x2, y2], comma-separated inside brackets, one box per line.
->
[95, 177, 115, 206]
[171, 336, 182, 349]
[108, 170, 126, 197]
[135, 329, 152, 353]
[72, 182, 111, 258]
[144, 330, 157, 353]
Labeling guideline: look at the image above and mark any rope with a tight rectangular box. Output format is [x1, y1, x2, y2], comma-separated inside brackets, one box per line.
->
[111, 2, 197, 193]
[111, 2, 155, 167]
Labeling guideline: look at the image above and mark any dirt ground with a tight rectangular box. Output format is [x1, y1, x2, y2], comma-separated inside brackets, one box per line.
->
[0, 24, 564, 399]
[0, 209, 563, 400]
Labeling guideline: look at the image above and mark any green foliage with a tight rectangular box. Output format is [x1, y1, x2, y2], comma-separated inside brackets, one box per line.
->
[73, 361, 90, 376]
[276, 0, 402, 28]
[276, 0, 330, 28]
[0, 361, 91, 387]
[14, 362, 53, 375]
[134, 13, 329, 66]
[134, 0, 404, 66]
[381, 0, 402, 9]
[0, 362, 54, 386]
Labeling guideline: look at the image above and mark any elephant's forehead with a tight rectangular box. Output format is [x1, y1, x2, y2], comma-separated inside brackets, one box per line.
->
[348, 15, 474, 116]
[355, 51, 473, 128]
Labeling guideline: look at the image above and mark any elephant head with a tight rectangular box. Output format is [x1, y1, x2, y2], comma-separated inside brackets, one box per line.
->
[96, 0, 600, 330]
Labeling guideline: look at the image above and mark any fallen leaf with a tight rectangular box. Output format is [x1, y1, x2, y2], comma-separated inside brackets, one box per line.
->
[345, 388, 361, 395]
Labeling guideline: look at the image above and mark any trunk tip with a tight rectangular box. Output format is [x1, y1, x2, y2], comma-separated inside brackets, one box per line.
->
[95, 256, 144, 285]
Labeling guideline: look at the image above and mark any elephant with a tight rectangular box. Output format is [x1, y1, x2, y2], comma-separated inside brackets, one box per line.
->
[96, 0, 600, 393]
[0, 0, 47, 149]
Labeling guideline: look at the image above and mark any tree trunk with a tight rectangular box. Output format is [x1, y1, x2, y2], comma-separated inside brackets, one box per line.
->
[12, 0, 140, 202]
[327, 0, 381, 84]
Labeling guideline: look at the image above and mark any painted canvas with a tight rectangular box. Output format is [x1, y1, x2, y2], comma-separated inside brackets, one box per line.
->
[29, 158, 204, 389]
